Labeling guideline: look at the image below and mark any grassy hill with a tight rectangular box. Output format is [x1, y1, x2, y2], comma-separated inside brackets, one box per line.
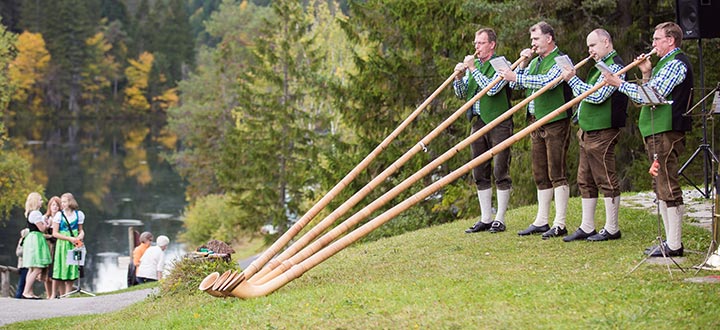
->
[9, 195, 720, 329]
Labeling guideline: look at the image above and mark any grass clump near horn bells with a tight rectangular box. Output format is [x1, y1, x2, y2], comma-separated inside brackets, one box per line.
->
[161, 256, 238, 296]
[7, 194, 720, 329]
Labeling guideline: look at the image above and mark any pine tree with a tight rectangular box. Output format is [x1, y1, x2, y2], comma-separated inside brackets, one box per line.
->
[167, 0, 273, 201]
[82, 30, 120, 111]
[0, 22, 18, 112]
[217, 0, 330, 231]
[40, 0, 101, 113]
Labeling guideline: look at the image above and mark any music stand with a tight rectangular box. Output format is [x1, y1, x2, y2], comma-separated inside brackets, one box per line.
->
[693, 171, 720, 273]
[60, 247, 95, 298]
[678, 83, 720, 198]
[628, 86, 686, 277]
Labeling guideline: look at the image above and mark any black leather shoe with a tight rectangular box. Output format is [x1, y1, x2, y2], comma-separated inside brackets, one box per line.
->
[648, 243, 684, 257]
[587, 228, 621, 241]
[644, 241, 664, 255]
[488, 221, 506, 233]
[541, 226, 568, 240]
[517, 224, 550, 236]
[563, 228, 596, 242]
[465, 221, 493, 233]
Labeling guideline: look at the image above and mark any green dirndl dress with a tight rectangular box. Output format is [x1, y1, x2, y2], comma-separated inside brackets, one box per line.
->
[22, 230, 52, 268]
[53, 230, 79, 281]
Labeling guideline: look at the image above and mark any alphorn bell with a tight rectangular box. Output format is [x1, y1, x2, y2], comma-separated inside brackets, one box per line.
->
[203, 50, 651, 298]
[247, 55, 529, 284]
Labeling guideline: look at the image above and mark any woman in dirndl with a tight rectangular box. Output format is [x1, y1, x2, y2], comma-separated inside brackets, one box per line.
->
[52, 192, 86, 296]
[21, 192, 52, 299]
[42, 196, 61, 299]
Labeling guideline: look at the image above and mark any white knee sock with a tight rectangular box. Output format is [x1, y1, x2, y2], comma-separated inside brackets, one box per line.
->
[658, 200, 669, 234]
[533, 188, 553, 227]
[553, 185, 569, 228]
[603, 196, 620, 234]
[495, 189, 511, 224]
[580, 198, 597, 233]
[666, 205, 683, 250]
[477, 189, 493, 224]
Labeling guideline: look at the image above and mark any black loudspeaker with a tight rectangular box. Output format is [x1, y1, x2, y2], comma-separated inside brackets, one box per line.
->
[677, 0, 720, 39]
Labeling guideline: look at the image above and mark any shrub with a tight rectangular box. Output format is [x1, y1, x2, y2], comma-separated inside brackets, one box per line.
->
[161, 256, 238, 296]
[179, 193, 251, 247]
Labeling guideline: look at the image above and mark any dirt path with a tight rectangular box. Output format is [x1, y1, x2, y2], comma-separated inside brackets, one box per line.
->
[0, 288, 156, 327]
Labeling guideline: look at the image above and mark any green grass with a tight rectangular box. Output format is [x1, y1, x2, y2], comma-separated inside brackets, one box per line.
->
[8, 195, 720, 329]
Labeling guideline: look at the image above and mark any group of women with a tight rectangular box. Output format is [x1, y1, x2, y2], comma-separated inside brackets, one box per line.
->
[17, 192, 86, 299]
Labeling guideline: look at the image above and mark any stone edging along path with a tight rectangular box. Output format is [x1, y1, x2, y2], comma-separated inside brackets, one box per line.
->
[621, 189, 714, 232]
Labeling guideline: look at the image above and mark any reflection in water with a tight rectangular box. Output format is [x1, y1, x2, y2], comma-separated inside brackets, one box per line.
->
[105, 219, 144, 226]
[93, 244, 187, 292]
[0, 117, 187, 293]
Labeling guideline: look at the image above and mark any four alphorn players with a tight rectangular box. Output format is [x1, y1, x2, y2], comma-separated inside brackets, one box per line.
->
[456, 21, 693, 257]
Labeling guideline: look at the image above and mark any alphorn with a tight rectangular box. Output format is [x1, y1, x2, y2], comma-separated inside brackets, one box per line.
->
[202, 50, 651, 298]
[201, 54, 585, 296]
[247, 55, 529, 284]
[247, 54, 591, 286]
[239, 67, 462, 281]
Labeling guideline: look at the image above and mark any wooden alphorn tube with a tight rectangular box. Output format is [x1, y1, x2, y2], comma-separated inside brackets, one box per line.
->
[249, 54, 589, 285]
[221, 49, 654, 298]
[247, 55, 528, 284]
[206, 49, 651, 297]
[240, 67, 462, 280]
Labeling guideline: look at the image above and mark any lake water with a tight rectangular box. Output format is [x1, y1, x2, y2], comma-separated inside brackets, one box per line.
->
[0, 116, 187, 294]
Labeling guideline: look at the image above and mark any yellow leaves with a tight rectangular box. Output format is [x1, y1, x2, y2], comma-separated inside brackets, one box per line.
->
[155, 126, 179, 150]
[152, 87, 179, 111]
[86, 32, 112, 53]
[82, 31, 120, 108]
[123, 127, 152, 185]
[124, 52, 154, 111]
[9, 31, 50, 109]
[126, 52, 154, 89]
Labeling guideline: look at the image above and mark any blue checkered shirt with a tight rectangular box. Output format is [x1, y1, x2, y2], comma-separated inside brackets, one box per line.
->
[453, 59, 509, 116]
[567, 53, 624, 104]
[618, 48, 687, 104]
[508, 47, 563, 115]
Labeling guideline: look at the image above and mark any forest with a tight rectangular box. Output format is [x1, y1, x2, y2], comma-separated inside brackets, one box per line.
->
[2, 0, 720, 246]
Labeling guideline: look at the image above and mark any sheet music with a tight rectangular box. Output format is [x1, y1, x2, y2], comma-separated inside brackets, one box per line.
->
[554, 55, 573, 71]
[638, 85, 670, 105]
[713, 91, 720, 114]
[489, 56, 511, 72]
[594, 61, 613, 74]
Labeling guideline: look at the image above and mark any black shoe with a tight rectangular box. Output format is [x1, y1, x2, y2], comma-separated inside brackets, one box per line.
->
[644, 241, 665, 255]
[648, 243, 684, 257]
[563, 228, 596, 242]
[517, 224, 550, 236]
[465, 221, 493, 233]
[541, 226, 568, 240]
[587, 228, 621, 241]
[488, 221, 506, 233]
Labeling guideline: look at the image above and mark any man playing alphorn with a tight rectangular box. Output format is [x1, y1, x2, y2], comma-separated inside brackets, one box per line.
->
[499, 21, 573, 239]
[604, 22, 693, 257]
[559, 29, 628, 242]
[453, 28, 513, 234]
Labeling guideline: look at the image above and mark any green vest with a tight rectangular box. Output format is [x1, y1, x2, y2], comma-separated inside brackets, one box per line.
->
[466, 55, 511, 123]
[638, 51, 680, 137]
[578, 50, 623, 131]
[525, 48, 568, 123]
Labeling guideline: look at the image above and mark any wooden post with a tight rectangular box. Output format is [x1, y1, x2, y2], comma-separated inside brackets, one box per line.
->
[0, 265, 18, 298]
[129, 226, 135, 255]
